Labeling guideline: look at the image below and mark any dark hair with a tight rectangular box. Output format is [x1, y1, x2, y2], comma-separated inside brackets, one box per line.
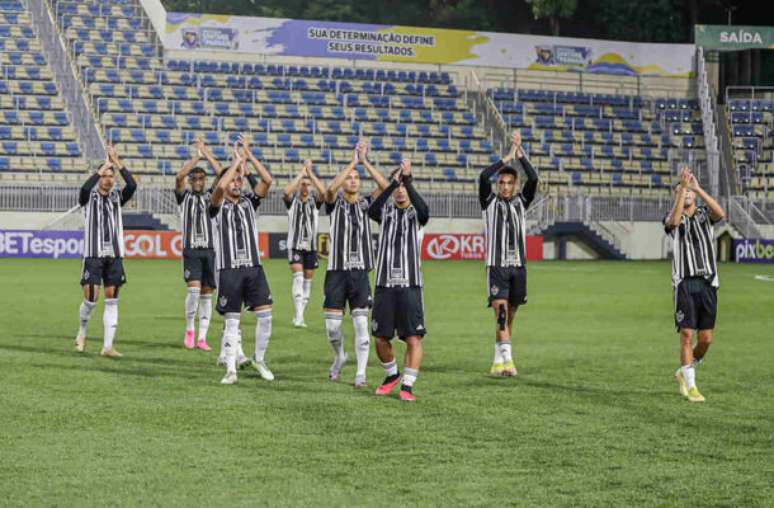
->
[189, 167, 207, 177]
[497, 166, 519, 180]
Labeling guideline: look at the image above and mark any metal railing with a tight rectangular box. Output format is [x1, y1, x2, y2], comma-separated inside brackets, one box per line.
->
[28, 0, 104, 159]
[696, 48, 721, 197]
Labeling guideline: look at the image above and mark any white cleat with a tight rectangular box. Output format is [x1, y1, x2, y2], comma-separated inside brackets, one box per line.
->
[220, 372, 238, 385]
[354, 374, 367, 389]
[292, 318, 308, 328]
[252, 359, 275, 381]
[328, 353, 348, 381]
[74, 334, 86, 353]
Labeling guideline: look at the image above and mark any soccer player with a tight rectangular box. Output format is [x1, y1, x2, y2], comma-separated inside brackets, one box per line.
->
[368, 160, 429, 402]
[74, 146, 136, 357]
[479, 130, 538, 377]
[175, 139, 224, 351]
[664, 166, 725, 403]
[323, 141, 390, 388]
[283, 159, 326, 328]
[209, 140, 275, 385]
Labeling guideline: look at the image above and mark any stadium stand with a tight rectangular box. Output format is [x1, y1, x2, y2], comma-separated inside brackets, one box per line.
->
[486, 88, 706, 198]
[0, 0, 84, 179]
[727, 93, 774, 200]
[39, 0, 710, 200]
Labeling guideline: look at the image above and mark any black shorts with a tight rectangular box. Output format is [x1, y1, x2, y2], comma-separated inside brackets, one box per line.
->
[80, 257, 126, 287]
[323, 269, 372, 311]
[216, 266, 273, 315]
[487, 266, 527, 307]
[183, 248, 216, 288]
[372, 286, 426, 341]
[674, 277, 717, 331]
[288, 249, 319, 270]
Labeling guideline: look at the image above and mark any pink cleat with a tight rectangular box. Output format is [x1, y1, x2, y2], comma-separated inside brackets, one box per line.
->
[399, 390, 416, 402]
[196, 339, 211, 352]
[374, 375, 401, 396]
[184, 330, 195, 349]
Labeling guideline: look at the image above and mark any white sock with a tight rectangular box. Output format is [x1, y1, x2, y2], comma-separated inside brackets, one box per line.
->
[681, 364, 696, 389]
[325, 312, 345, 359]
[402, 368, 419, 388]
[78, 300, 96, 336]
[236, 329, 246, 359]
[254, 310, 272, 362]
[102, 298, 119, 350]
[222, 314, 240, 373]
[352, 309, 370, 378]
[198, 294, 212, 341]
[382, 359, 398, 377]
[493, 342, 504, 364]
[302, 278, 312, 309]
[497, 340, 512, 363]
[184, 287, 200, 333]
[291, 272, 304, 322]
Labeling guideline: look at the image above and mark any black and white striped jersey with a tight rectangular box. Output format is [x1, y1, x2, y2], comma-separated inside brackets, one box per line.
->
[209, 193, 263, 270]
[176, 189, 214, 250]
[325, 195, 374, 272]
[368, 180, 430, 288]
[284, 193, 322, 252]
[78, 169, 136, 259]
[478, 158, 539, 268]
[664, 205, 719, 288]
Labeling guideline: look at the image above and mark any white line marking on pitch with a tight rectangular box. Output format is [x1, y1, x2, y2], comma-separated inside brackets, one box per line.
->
[754, 274, 774, 282]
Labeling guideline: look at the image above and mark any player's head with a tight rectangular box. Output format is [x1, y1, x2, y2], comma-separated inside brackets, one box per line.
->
[98, 166, 115, 193]
[343, 168, 361, 195]
[227, 164, 245, 198]
[390, 168, 409, 206]
[675, 182, 695, 207]
[188, 167, 207, 193]
[497, 166, 519, 200]
[299, 174, 312, 198]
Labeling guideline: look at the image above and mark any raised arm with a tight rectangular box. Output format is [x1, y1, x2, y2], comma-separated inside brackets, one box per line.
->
[304, 160, 327, 204]
[283, 166, 305, 201]
[359, 141, 390, 192]
[689, 174, 725, 222]
[108, 145, 136, 205]
[241, 134, 272, 198]
[210, 148, 243, 211]
[79, 159, 110, 206]
[197, 138, 224, 177]
[401, 160, 429, 226]
[665, 167, 691, 230]
[326, 148, 358, 203]
[516, 136, 538, 208]
[175, 150, 200, 195]
[368, 174, 399, 223]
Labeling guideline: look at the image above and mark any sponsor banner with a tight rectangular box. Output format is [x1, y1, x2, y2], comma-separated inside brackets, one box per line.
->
[0, 230, 269, 259]
[421, 233, 543, 261]
[695, 25, 774, 51]
[165, 12, 695, 76]
[734, 239, 774, 264]
[0, 230, 84, 259]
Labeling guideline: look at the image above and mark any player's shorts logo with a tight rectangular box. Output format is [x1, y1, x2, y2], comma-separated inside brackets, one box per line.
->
[416, 323, 425, 331]
[293, 254, 300, 261]
[372, 320, 378, 332]
[184, 269, 191, 279]
[219, 296, 228, 308]
[490, 284, 499, 296]
[83, 270, 90, 280]
[675, 310, 685, 322]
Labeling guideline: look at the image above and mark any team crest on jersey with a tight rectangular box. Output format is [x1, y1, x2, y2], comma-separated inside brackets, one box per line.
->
[490, 285, 499, 296]
[675, 310, 685, 322]
[219, 296, 228, 308]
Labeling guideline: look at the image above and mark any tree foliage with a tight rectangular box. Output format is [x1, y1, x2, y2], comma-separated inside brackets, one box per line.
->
[526, 0, 578, 35]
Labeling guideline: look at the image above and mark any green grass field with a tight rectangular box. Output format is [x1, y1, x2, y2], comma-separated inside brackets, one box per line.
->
[0, 259, 772, 506]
